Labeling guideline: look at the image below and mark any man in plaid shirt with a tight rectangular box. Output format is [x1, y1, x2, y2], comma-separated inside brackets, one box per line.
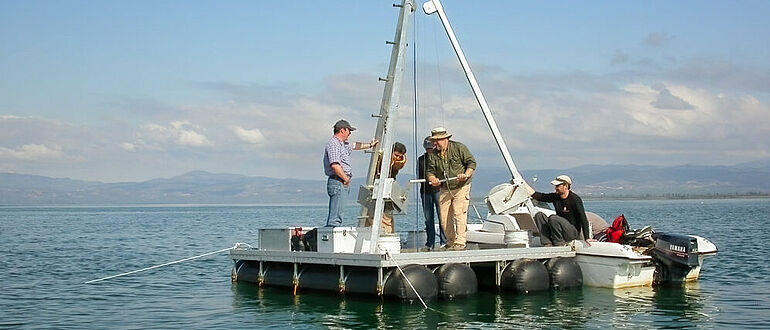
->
[323, 119, 377, 227]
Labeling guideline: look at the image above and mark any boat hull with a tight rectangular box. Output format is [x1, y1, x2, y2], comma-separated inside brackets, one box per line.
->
[572, 241, 655, 288]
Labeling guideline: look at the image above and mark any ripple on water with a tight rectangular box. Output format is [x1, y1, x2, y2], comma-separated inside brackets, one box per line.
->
[1, 200, 770, 328]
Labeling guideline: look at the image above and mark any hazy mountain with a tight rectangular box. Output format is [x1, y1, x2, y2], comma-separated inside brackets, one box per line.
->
[2, 162, 769, 205]
[0, 171, 328, 205]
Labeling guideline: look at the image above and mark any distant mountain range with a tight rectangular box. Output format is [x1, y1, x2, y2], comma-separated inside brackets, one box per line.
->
[2, 161, 769, 205]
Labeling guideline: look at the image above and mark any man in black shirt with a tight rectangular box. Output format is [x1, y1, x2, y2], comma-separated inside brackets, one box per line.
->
[524, 175, 590, 246]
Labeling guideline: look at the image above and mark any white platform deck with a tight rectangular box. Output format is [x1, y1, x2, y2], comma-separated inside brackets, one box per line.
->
[229, 245, 575, 268]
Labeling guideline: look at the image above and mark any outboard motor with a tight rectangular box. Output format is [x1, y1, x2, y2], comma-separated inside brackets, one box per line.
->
[650, 233, 699, 285]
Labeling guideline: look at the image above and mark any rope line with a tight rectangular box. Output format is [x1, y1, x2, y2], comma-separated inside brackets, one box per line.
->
[386, 251, 427, 309]
[85, 245, 235, 284]
[385, 252, 454, 317]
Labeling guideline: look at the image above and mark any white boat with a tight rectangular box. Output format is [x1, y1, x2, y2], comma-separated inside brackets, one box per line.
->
[466, 185, 718, 288]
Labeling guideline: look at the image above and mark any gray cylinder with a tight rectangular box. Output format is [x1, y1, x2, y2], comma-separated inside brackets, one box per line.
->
[344, 267, 379, 295]
[298, 265, 340, 291]
[262, 262, 294, 287]
[500, 259, 550, 293]
[383, 264, 438, 303]
[233, 260, 260, 284]
[434, 263, 478, 299]
[546, 257, 583, 290]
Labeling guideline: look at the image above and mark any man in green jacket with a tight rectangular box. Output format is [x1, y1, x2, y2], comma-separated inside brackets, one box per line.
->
[426, 127, 476, 250]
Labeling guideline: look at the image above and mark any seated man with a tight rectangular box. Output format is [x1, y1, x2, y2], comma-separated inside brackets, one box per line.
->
[524, 175, 591, 246]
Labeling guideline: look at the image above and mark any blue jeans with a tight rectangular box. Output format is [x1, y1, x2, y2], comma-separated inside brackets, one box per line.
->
[326, 177, 349, 227]
[422, 191, 446, 248]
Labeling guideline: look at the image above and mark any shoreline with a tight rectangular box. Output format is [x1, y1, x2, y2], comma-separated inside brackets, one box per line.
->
[2, 194, 769, 208]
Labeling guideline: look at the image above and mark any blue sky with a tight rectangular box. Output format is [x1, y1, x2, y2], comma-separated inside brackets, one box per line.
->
[1, 0, 769, 182]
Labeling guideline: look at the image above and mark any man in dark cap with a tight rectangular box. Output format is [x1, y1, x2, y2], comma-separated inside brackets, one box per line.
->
[418, 136, 445, 250]
[323, 119, 377, 227]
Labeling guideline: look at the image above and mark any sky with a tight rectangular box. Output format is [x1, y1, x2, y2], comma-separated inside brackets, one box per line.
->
[1, 0, 769, 183]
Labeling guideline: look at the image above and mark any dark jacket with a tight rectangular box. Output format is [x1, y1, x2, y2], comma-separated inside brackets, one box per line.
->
[532, 191, 590, 240]
[417, 153, 439, 194]
[425, 140, 476, 191]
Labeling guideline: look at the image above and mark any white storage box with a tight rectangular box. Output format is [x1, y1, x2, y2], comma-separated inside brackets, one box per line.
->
[317, 227, 372, 253]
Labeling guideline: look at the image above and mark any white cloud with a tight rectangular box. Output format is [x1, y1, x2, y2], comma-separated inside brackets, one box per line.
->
[2, 56, 768, 182]
[650, 85, 694, 110]
[0, 144, 63, 160]
[120, 142, 136, 151]
[231, 126, 266, 144]
[177, 129, 210, 147]
[133, 120, 212, 149]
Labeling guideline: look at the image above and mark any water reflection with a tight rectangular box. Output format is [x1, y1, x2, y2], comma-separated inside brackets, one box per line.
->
[231, 282, 719, 329]
[651, 282, 713, 328]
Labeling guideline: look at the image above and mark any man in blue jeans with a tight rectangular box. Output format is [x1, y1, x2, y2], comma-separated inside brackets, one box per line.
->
[417, 136, 446, 250]
[323, 119, 377, 227]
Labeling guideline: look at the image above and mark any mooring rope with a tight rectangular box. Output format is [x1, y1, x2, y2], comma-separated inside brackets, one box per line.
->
[385, 251, 455, 317]
[386, 251, 428, 309]
[85, 245, 238, 284]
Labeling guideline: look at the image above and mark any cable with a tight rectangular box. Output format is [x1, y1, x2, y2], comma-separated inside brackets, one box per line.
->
[386, 251, 426, 308]
[412, 7, 421, 250]
[385, 252, 454, 316]
[85, 245, 237, 284]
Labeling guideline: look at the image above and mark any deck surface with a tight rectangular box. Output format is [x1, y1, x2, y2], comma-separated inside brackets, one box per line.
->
[229, 246, 575, 268]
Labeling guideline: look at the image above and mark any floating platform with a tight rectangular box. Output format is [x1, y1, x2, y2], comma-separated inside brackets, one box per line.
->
[229, 227, 584, 302]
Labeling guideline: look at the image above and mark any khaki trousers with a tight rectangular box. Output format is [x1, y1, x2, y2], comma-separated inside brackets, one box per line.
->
[365, 211, 394, 234]
[438, 183, 471, 246]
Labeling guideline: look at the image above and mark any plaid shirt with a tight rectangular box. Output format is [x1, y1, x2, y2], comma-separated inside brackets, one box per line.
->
[323, 136, 352, 177]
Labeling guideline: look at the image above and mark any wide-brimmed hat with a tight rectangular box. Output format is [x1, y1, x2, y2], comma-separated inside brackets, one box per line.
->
[428, 127, 452, 140]
[333, 119, 356, 131]
[550, 175, 572, 186]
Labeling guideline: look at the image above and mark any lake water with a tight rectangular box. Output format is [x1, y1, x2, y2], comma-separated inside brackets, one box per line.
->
[2, 199, 769, 328]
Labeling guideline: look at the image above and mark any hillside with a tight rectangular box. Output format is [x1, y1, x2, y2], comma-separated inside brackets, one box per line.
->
[2, 162, 769, 204]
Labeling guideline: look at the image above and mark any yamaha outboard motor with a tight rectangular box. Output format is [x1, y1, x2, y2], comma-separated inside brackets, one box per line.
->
[650, 233, 699, 285]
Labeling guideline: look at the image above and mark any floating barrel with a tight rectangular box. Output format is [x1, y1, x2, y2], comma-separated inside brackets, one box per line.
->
[262, 262, 294, 287]
[344, 267, 378, 295]
[546, 257, 583, 290]
[297, 265, 339, 292]
[500, 259, 550, 293]
[233, 261, 295, 287]
[434, 263, 478, 299]
[233, 260, 260, 283]
[383, 264, 438, 302]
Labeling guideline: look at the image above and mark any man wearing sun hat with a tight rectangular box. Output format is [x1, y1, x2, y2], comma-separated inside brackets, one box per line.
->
[425, 127, 476, 250]
[524, 175, 590, 246]
[323, 119, 378, 227]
